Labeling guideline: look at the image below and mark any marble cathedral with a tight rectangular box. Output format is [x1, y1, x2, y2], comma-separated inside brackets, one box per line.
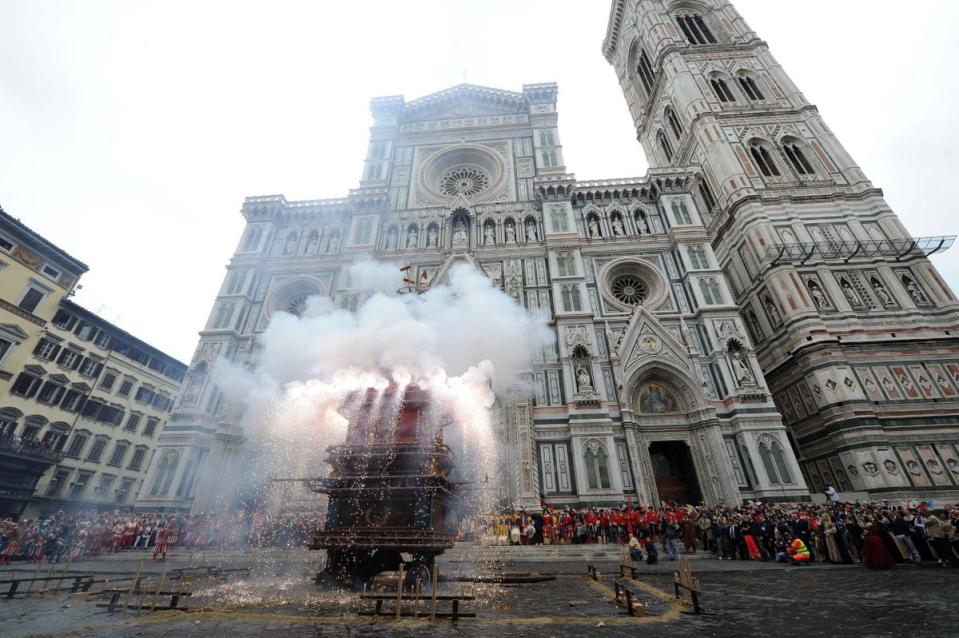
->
[138, 0, 959, 512]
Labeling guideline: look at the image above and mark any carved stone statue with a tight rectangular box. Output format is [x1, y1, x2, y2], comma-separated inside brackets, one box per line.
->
[327, 234, 340, 254]
[588, 218, 600, 238]
[525, 221, 538, 242]
[808, 281, 830, 309]
[906, 279, 928, 305]
[764, 296, 781, 325]
[576, 366, 593, 393]
[284, 234, 297, 255]
[484, 224, 495, 245]
[385, 229, 398, 250]
[453, 221, 468, 246]
[871, 278, 893, 306]
[427, 226, 438, 248]
[306, 234, 319, 254]
[611, 217, 625, 236]
[406, 228, 418, 250]
[636, 215, 650, 234]
[841, 280, 860, 306]
[505, 223, 516, 244]
[732, 350, 755, 386]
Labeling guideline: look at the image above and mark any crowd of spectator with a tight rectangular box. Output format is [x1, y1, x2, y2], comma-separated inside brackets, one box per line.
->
[479, 499, 959, 568]
[0, 510, 325, 564]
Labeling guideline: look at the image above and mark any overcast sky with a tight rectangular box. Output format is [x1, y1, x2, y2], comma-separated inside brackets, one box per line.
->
[1, 0, 957, 363]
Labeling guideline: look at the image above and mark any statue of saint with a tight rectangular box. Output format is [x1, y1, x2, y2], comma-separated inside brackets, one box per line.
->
[841, 280, 860, 306]
[484, 224, 495, 245]
[576, 366, 593, 393]
[588, 219, 600, 238]
[809, 282, 830, 309]
[612, 217, 625, 236]
[636, 215, 650, 234]
[327, 234, 340, 254]
[306, 234, 319, 254]
[764, 297, 781, 325]
[406, 228, 418, 250]
[526, 221, 538, 242]
[453, 221, 468, 246]
[284, 234, 297, 255]
[385, 229, 398, 251]
[871, 279, 893, 306]
[427, 226, 438, 248]
[732, 350, 754, 385]
[906, 279, 927, 305]
[505, 224, 516, 243]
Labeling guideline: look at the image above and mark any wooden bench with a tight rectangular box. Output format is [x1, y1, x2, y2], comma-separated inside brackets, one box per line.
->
[612, 578, 646, 617]
[359, 592, 476, 622]
[587, 564, 600, 581]
[673, 557, 704, 614]
[619, 563, 639, 579]
[99, 585, 192, 611]
[0, 574, 94, 599]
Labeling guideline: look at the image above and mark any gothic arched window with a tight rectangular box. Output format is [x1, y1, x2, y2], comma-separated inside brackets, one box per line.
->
[749, 143, 781, 177]
[738, 74, 765, 100]
[782, 139, 816, 175]
[150, 451, 180, 497]
[671, 200, 693, 225]
[759, 443, 780, 485]
[584, 441, 612, 490]
[699, 279, 715, 305]
[243, 227, 262, 252]
[556, 252, 575, 277]
[665, 106, 683, 140]
[657, 130, 674, 162]
[636, 47, 656, 94]
[711, 77, 736, 103]
[676, 13, 717, 45]
[562, 285, 582, 312]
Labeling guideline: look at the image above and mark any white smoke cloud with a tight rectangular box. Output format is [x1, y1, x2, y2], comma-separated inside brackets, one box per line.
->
[209, 259, 553, 492]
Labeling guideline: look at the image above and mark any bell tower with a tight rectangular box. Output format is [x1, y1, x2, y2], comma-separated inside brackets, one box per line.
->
[604, 0, 959, 499]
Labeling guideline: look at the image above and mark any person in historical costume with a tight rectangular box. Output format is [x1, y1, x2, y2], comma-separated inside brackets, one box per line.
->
[821, 513, 842, 563]
[863, 520, 896, 569]
[924, 512, 951, 566]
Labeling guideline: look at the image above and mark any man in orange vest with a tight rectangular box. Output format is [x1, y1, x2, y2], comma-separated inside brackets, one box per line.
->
[787, 536, 811, 566]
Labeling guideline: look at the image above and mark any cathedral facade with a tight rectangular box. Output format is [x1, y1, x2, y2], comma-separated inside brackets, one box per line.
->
[139, 0, 959, 512]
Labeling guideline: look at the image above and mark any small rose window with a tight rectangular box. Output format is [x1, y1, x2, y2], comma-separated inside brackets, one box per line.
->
[610, 274, 649, 306]
[440, 166, 490, 197]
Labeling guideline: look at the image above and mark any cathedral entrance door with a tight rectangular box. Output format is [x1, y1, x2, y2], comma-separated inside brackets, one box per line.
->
[649, 441, 702, 505]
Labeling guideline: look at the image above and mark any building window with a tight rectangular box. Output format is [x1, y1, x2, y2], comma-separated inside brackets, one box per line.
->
[100, 372, 117, 391]
[676, 13, 717, 45]
[52, 309, 76, 330]
[135, 386, 156, 404]
[665, 106, 683, 139]
[556, 252, 576, 277]
[0, 417, 16, 437]
[636, 48, 656, 94]
[118, 379, 133, 397]
[0, 234, 14, 252]
[94, 332, 112, 349]
[584, 442, 612, 490]
[57, 349, 82, 370]
[0, 338, 12, 366]
[561, 285, 582, 312]
[550, 207, 569, 233]
[711, 77, 736, 102]
[42, 264, 61, 280]
[65, 433, 89, 458]
[750, 145, 781, 177]
[33, 338, 60, 361]
[79, 358, 102, 378]
[60, 389, 85, 413]
[46, 468, 70, 497]
[125, 413, 141, 432]
[698, 182, 717, 214]
[11, 372, 43, 398]
[18, 285, 48, 314]
[37, 381, 66, 405]
[143, 417, 159, 437]
[539, 130, 555, 146]
[150, 452, 180, 496]
[657, 131, 674, 162]
[738, 75, 765, 100]
[671, 200, 693, 225]
[783, 142, 815, 175]
[128, 447, 147, 471]
[687, 245, 709, 269]
[759, 439, 792, 485]
[242, 227, 262, 252]
[86, 438, 108, 462]
[70, 472, 92, 499]
[107, 442, 129, 467]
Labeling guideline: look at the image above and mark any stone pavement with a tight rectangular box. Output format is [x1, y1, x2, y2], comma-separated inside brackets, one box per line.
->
[1, 546, 957, 637]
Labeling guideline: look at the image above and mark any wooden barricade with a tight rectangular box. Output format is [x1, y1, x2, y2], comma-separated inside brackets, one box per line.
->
[612, 579, 646, 617]
[672, 557, 703, 614]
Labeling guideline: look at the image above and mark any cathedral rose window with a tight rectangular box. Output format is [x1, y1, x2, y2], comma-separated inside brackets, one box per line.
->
[610, 274, 649, 306]
[440, 166, 490, 197]
[287, 294, 309, 316]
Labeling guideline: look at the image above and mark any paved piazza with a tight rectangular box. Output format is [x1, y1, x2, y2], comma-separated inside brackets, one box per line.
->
[1, 547, 956, 637]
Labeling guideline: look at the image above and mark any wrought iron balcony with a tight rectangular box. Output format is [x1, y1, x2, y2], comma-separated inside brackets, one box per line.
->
[765, 236, 955, 267]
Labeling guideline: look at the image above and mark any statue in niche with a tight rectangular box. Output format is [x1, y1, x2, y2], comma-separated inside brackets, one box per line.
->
[427, 225, 438, 248]
[525, 220, 538, 242]
[306, 233, 319, 254]
[505, 223, 516, 244]
[763, 295, 781, 325]
[327, 234, 340, 254]
[904, 278, 928, 305]
[406, 227, 418, 250]
[840, 279, 861, 306]
[871, 278, 893, 306]
[808, 280, 831, 309]
[611, 216, 625, 236]
[747, 310, 764, 340]
[385, 228, 398, 251]
[284, 234, 298, 255]
[588, 218, 601, 238]
[484, 224, 495, 245]
[636, 214, 651, 235]
[731, 349, 755, 386]
[576, 366, 593, 393]
[453, 221, 468, 246]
